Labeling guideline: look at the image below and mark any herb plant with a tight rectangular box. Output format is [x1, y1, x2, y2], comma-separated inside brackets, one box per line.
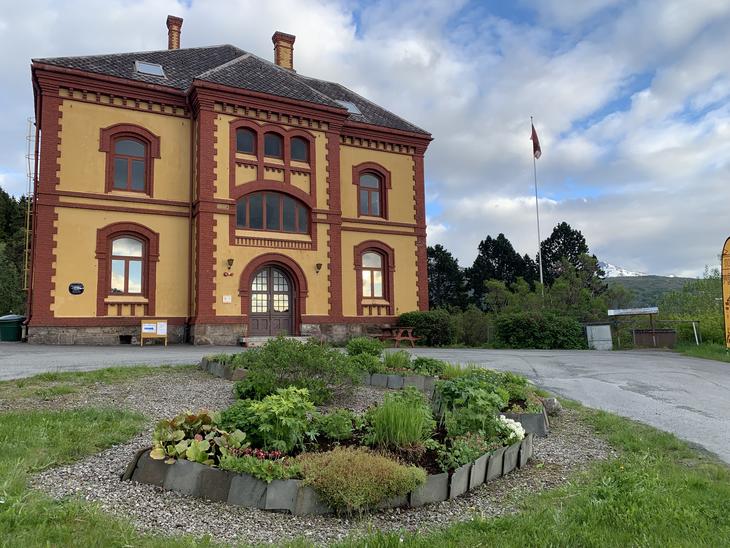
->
[383, 350, 412, 371]
[364, 388, 435, 452]
[219, 453, 301, 483]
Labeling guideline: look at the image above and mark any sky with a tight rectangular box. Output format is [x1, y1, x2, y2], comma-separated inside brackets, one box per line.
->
[1, 0, 729, 277]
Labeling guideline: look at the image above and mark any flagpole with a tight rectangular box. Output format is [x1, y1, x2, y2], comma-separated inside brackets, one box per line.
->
[531, 116, 545, 297]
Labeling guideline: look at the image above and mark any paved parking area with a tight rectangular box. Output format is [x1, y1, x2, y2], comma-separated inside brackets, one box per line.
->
[1, 343, 728, 464]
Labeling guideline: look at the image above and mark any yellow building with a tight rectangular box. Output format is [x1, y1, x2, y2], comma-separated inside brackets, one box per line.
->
[27, 16, 431, 344]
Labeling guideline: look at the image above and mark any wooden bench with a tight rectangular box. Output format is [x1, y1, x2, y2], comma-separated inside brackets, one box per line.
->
[375, 326, 419, 348]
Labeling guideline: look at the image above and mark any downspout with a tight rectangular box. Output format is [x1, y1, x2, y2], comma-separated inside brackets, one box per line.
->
[26, 79, 42, 332]
[186, 98, 195, 343]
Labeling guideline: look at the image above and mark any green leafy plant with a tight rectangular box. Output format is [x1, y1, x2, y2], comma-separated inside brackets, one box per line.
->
[409, 357, 447, 377]
[364, 388, 435, 452]
[433, 433, 501, 472]
[232, 336, 362, 405]
[397, 310, 455, 346]
[382, 350, 412, 371]
[297, 447, 426, 514]
[349, 353, 385, 374]
[150, 410, 247, 464]
[219, 387, 317, 453]
[346, 336, 384, 358]
[219, 453, 301, 483]
[315, 408, 359, 441]
[495, 311, 586, 349]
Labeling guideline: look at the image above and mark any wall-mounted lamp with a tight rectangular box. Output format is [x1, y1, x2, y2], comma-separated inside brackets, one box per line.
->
[224, 258, 235, 277]
[315, 263, 323, 274]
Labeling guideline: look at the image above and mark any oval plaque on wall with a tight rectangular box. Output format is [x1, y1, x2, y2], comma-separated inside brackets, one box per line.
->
[69, 283, 84, 295]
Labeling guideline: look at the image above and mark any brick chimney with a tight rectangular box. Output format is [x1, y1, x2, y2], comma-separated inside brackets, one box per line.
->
[272, 31, 296, 71]
[166, 15, 183, 50]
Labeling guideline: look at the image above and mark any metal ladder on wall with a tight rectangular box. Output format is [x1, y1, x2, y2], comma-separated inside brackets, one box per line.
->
[23, 117, 36, 292]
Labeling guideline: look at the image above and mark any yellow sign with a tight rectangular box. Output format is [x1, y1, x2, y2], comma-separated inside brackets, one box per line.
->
[140, 320, 168, 346]
[722, 238, 730, 348]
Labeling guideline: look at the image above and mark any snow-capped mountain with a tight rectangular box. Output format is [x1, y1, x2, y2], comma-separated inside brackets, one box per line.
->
[598, 261, 647, 278]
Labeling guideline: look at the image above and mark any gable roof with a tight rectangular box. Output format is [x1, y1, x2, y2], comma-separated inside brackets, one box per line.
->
[33, 45, 429, 135]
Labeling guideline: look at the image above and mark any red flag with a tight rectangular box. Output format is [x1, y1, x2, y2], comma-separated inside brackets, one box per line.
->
[530, 123, 542, 159]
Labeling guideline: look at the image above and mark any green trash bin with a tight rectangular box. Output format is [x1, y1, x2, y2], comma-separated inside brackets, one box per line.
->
[0, 314, 25, 342]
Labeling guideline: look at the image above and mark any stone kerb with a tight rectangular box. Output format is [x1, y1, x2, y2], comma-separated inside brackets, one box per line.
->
[126, 435, 535, 515]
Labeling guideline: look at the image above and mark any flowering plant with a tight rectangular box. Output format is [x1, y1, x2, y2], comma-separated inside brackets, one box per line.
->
[497, 415, 525, 444]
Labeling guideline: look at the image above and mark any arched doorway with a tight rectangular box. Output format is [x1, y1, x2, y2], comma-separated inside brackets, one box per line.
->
[249, 266, 293, 336]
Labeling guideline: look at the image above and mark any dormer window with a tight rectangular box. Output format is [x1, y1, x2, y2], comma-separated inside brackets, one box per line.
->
[134, 61, 165, 77]
[335, 100, 361, 114]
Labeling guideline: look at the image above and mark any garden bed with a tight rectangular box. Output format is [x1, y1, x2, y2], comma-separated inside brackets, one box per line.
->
[122, 435, 533, 515]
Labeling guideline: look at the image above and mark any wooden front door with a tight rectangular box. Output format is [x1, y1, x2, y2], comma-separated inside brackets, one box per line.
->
[249, 266, 293, 336]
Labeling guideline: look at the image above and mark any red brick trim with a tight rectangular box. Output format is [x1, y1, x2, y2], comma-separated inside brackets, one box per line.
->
[95, 222, 159, 317]
[413, 153, 428, 311]
[302, 315, 397, 324]
[238, 253, 309, 335]
[51, 189, 188, 208]
[29, 316, 187, 327]
[342, 225, 416, 236]
[325, 129, 344, 319]
[352, 162, 391, 219]
[229, 180, 315, 207]
[353, 240, 395, 316]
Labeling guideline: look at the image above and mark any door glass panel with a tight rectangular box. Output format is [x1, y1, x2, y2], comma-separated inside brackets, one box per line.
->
[131, 160, 145, 190]
[251, 294, 268, 313]
[252, 270, 268, 291]
[111, 260, 125, 293]
[128, 260, 142, 293]
[112, 238, 143, 257]
[249, 194, 263, 229]
[273, 294, 289, 312]
[266, 194, 280, 230]
[362, 270, 372, 297]
[373, 270, 383, 298]
[272, 269, 289, 291]
[113, 158, 128, 189]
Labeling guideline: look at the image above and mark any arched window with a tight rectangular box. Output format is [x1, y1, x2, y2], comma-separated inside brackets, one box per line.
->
[110, 236, 144, 294]
[236, 191, 309, 234]
[264, 132, 283, 158]
[236, 128, 256, 154]
[112, 138, 147, 192]
[290, 136, 309, 162]
[358, 172, 382, 217]
[361, 251, 384, 298]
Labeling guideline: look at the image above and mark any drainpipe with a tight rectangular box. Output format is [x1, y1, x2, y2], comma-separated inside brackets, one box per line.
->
[186, 102, 195, 343]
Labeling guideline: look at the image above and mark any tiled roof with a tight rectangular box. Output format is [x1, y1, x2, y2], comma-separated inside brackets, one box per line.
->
[34, 45, 429, 135]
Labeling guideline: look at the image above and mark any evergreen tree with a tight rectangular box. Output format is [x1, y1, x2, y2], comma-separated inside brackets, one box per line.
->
[539, 222, 605, 287]
[427, 244, 467, 310]
[468, 233, 532, 307]
[0, 187, 28, 314]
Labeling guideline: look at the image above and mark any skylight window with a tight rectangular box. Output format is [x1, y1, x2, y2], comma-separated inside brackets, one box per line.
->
[335, 100, 362, 115]
[134, 61, 165, 77]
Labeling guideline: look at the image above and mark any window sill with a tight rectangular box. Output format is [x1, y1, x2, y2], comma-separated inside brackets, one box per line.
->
[235, 229, 312, 242]
[105, 296, 149, 304]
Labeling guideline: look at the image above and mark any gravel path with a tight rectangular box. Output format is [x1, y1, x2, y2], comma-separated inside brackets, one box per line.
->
[23, 370, 615, 546]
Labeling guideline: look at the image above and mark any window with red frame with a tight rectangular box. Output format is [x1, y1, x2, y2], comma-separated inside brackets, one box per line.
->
[361, 251, 384, 298]
[358, 172, 382, 216]
[264, 132, 283, 158]
[236, 191, 309, 234]
[290, 136, 309, 162]
[112, 138, 148, 192]
[110, 237, 144, 294]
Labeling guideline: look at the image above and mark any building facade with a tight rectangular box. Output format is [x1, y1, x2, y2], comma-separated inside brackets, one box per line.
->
[27, 17, 431, 344]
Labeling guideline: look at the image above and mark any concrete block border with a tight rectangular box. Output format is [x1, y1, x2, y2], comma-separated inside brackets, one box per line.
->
[125, 434, 534, 515]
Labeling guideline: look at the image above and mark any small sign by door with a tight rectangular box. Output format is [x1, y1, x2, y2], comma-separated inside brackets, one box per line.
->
[140, 319, 168, 346]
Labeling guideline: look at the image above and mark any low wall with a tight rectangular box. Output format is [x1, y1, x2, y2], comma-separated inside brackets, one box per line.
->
[123, 434, 534, 515]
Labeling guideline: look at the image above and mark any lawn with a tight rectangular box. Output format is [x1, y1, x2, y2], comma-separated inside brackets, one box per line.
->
[1, 366, 728, 547]
[677, 342, 730, 364]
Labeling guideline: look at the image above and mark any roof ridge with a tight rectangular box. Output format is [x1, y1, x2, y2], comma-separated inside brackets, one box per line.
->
[195, 53, 252, 79]
[33, 44, 244, 63]
[300, 75, 429, 134]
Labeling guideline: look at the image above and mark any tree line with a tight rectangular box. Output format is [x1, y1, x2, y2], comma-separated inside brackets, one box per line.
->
[0, 188, 29, 315]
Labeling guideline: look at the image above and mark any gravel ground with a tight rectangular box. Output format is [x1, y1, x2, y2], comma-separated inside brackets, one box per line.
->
[23, 370, 615, 546]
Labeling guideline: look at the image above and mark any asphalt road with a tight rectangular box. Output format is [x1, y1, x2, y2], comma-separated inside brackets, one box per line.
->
[1, 343, 728, 463]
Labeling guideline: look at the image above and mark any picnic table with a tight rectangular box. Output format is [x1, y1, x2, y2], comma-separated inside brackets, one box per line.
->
[376, 326, 419, 348]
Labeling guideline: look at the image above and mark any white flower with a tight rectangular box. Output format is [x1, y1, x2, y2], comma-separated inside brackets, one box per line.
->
[498, 415, 525, 442]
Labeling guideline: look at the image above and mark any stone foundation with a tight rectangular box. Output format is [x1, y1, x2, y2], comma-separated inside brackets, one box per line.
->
[27, 325, 186, 345]
[189, 323, 244, 345]
[301, 322, 391, 344]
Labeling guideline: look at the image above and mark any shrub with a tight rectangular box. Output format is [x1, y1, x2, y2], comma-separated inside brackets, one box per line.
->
[397, 310, 455, 346]
[297, 447, 426, 514]
[349, 353, 385, 374]
[365, 388, 435, 451]
[315, 409, 358, 441]
[219, 387, 317, 453]
[383, 349, 412, 371]
[458, 306, 492, 346]
[150, 410, 247, 464]
[232, 336, 362, 404]
[346, 336, 384, 358]
[410, 357, 446, 377]
[219, 453, 301, 483]
[495, 311, 586, 349]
